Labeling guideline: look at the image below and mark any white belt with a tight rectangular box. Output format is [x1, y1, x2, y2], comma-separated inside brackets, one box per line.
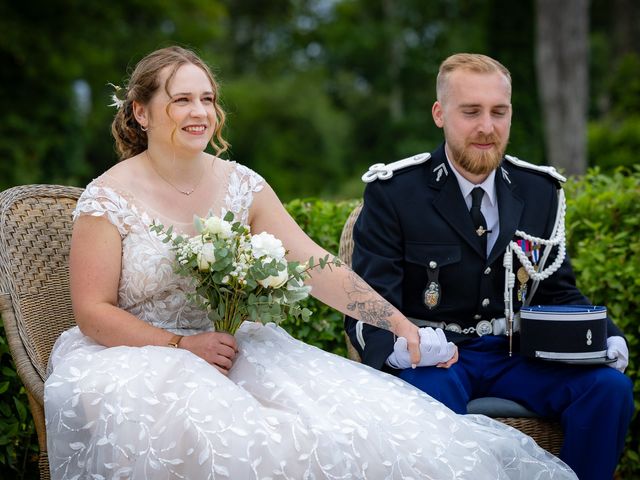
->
[407, 317, 520, 336]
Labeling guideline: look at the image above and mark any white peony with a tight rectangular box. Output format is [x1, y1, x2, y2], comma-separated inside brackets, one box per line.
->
[203, 216, 233, 238]
[258, 263, 289, 289]
[197, 243, 216, 271]
[250, 232, 286, 260]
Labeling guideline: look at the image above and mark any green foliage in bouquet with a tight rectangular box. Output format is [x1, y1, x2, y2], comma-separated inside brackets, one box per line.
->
[151, 211, 340, 335]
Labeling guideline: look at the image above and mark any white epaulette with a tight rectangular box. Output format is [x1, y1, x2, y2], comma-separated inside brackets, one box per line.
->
[504, 155, 566, 183]
[361, 153, 431, 183]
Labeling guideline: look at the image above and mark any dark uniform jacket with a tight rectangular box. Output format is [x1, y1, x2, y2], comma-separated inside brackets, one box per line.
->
[346, 144, 623, 370]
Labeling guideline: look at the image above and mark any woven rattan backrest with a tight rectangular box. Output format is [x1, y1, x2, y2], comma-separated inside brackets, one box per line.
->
[0, 185, 83, 382]
[338, 203, 363, 266]
[338, 203, 363, 363]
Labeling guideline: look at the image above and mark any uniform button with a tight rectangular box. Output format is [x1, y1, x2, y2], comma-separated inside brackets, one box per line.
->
[484, 267, 491, 275]
[482, 298, 490, 307]
[429, 261, 438, 269]
[474, 314, 482, 320]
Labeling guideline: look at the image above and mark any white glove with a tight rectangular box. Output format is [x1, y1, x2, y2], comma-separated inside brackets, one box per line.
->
[418, 327, 456, 365]
[606, 336, 629, 373]
[386, 327, 456, 369]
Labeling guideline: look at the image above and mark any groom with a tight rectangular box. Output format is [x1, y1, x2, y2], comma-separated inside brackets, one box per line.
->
[345, 53, 634, 480]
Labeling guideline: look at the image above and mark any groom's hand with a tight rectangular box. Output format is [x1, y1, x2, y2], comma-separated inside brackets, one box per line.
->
[386, 327, 456, 369]
[419, 327, 457, 368]
[606, 336, 629, 372]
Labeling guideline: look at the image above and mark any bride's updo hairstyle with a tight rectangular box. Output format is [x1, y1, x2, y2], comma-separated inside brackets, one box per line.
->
[110, 46, 229, 160]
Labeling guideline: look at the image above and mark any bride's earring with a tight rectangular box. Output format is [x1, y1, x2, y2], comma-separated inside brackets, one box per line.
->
[141, 125, 148, 132]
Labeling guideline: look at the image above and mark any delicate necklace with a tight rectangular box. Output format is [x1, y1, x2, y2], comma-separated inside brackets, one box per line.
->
[146, 150, 207, 196]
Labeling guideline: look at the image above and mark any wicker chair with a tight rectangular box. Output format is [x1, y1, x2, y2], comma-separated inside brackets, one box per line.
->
[0, 184, 84, 480]
[338, 203, 564, 456]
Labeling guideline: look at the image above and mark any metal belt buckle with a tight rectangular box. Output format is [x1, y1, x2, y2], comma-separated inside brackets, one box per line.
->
[444, 323, 462, 333]
[476, 320, 493, 336]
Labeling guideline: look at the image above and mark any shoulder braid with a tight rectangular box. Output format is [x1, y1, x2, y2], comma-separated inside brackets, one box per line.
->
[504, 155, 566, 183]
[361, 152, 431, 183]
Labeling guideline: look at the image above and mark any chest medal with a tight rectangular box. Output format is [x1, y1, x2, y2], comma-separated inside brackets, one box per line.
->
[423, 282, 441, 309]
[422, 261, 441, 310]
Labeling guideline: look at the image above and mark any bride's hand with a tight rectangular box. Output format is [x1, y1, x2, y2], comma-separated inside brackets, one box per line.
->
[180, 332, 238, 375]
[394, 320, 421, 367]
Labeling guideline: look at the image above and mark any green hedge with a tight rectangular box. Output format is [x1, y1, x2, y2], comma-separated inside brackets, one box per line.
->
[1, 171, 639, 477]
[563, 167, 640, 477]
[279, 198, 361, 357]
[0, 317, 37, 479]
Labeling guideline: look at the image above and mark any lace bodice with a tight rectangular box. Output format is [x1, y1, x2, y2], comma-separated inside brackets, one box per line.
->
[73, 161, 264, 335]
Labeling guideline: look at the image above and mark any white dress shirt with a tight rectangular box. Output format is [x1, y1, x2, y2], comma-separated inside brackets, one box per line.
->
[445, 155, 500, 256]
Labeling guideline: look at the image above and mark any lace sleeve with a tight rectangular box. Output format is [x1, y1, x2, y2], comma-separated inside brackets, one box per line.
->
[223, 163, 265, 225]
[73, 179, 134, 238]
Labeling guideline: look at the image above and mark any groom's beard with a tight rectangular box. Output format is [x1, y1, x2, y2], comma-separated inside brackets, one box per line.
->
[450, 133, 506, 176]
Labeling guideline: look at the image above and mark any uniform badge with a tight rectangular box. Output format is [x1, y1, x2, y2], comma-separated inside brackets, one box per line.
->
[517, 266, 529, 284]
[515, 241, 534, 302]
[433, 163, 448, 183]
[423, 261, 441, 310]
[517, 266, 529, 302]
[423, 281, 441, 309]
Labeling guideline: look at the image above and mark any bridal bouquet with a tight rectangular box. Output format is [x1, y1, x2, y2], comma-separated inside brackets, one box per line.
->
[151, 212, 339, 334]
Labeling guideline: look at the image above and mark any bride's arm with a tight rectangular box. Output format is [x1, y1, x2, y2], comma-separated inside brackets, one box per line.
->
[70, 215, 237, 373]
[249, 184, 421, 364]
[70, 215, 162, 346]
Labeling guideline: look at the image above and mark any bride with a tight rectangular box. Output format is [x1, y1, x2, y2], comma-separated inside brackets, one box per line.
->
[45, 45, 576, 479]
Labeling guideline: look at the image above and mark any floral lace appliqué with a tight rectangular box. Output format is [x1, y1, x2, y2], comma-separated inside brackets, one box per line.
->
[223, 163, 264, 224]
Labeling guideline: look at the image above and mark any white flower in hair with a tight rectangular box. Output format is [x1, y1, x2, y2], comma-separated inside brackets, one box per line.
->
[107, 82, 125, 109]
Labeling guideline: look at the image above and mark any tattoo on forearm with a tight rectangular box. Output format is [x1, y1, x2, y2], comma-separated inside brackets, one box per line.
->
[344, 270, 394, 330]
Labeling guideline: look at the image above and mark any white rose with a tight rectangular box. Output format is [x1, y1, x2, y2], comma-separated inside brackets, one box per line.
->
[258, 267, 289, 289]
[203, 216, 233, 238]
[251, 232, 286, 260]
[197, 243, 216, 271]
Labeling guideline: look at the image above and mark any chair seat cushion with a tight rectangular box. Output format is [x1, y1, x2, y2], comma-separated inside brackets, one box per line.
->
[467, 397, 539, 418]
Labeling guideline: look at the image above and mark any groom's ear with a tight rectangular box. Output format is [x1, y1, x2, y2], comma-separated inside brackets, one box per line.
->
[432, 101, 444, 128]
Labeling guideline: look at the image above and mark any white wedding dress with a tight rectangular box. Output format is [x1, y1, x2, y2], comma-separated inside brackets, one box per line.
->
[45, 160, 576, 479]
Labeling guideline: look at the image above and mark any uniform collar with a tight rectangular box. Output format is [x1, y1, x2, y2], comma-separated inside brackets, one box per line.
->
[429, 144, 524, 261]
[445, 152, 497, 207]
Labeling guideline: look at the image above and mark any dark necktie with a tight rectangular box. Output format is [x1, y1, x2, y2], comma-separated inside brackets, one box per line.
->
[470, 187, 488, 254]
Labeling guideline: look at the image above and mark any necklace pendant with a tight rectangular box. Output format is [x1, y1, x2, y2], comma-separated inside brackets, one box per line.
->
[146, 150, 206, 196]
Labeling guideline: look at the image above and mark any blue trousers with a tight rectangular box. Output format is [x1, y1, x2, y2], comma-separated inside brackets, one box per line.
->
[399, 335, 634, 480]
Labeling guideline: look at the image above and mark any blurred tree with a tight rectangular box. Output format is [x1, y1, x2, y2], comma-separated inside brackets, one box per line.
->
[218, 0, 297, 76]
[313, 0, 489, 177]
[535, 0, 589, 175]
[0, 0, 226, 191]
[587, 0, 640, 171]
[609, 0, 640, 59]
[485, 0, 545, 165]
[0, 0, 634, 200]
[222, 72, 351, 199]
